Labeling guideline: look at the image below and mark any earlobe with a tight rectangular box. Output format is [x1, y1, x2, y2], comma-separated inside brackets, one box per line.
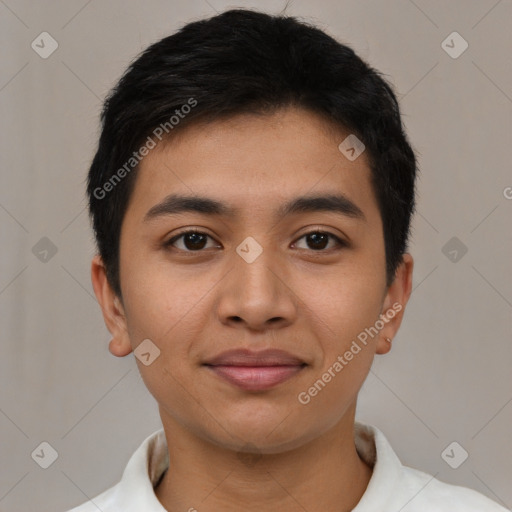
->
[108, 337, 133, 357]
[376, 335, 393, 355]
[91, 254, 133, 357]
[376, 253, 414, 355]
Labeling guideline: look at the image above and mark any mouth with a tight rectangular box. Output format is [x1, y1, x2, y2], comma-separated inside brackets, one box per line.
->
[203, 348, 307, 392]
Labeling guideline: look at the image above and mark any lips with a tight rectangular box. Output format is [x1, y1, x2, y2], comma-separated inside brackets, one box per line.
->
[203, 349, 307, 391]
[204, 348, 306, 367]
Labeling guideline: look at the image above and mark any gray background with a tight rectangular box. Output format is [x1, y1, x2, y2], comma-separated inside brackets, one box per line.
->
[1, 1, 511, 511]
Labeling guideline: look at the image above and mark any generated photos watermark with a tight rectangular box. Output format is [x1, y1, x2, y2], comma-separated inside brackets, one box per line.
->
[298, 302, 402, 405]
[93, 97, 198, 200]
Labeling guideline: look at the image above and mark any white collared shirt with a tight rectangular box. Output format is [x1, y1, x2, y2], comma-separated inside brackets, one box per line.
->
[66, 422, 508, 511]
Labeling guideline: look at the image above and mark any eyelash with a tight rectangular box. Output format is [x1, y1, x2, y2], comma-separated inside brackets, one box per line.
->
[163, 228, 347, 253]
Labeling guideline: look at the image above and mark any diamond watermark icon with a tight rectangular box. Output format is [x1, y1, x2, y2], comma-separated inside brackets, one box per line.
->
[441, 31, 468, 59]
[31, 32, 59, 59]
[31, 441, 59, 469]
[441, 441, 468, 469]
[441, 236, 468, 263]
[338, 134, 365, 161]
[134, 338, 161, 366]
[32, 236, 58, 263]
[236, 236, 263, 263]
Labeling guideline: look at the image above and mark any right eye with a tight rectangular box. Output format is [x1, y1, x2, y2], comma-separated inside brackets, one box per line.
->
[163, 229, 221, 252]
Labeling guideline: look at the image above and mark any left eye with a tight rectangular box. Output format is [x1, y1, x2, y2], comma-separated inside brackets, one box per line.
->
[293, 231, 345, 251]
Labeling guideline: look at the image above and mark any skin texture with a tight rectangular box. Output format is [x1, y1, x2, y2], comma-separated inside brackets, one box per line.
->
[91, 106, 414, 512]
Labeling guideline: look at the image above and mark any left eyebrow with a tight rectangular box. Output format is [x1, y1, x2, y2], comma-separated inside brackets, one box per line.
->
[277, 193, 366, 222]
[143, 193, 366, 223]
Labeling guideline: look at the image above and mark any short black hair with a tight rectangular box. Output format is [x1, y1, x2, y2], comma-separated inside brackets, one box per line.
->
[87, 8, 417, 300]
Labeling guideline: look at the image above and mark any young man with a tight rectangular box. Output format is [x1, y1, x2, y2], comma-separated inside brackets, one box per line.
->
[68, 8, 507, 512]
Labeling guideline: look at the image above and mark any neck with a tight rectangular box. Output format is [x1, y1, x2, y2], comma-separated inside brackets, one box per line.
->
[155, 407, 373, 512]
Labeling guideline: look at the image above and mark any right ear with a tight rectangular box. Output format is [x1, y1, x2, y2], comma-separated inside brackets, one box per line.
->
[90, 254, 133, 357]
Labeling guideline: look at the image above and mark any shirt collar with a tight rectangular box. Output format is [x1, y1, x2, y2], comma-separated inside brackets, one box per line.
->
[352, 422, 402, 511]
[114, 428, 169, 511]
[113, 421, 401, 511]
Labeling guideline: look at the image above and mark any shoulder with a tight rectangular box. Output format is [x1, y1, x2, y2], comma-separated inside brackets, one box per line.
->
[397, 465, 508, 511]
[353, 423, 508, 512]
[62, 428, 168, 512]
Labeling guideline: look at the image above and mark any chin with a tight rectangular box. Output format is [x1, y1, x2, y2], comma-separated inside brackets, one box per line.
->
[204, 409, 318, 454]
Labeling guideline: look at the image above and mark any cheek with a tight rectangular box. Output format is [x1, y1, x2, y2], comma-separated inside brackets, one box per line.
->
[304, 265, 384, 340]
[119, 242, 202, 340]
[296, 273, 381, 423]
[119, 254, 216, 387]
[298, 264, 384, 403]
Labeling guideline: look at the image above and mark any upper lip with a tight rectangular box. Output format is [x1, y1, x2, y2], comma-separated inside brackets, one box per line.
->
[203, 348, 306, 367]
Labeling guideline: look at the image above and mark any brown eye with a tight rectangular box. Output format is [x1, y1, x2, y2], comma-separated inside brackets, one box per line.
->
[165, 230, 219, 251]
[294, 231, 346, 251]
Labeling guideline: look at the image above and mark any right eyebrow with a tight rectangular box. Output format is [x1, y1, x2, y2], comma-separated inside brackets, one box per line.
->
[143, 194, 235, 222]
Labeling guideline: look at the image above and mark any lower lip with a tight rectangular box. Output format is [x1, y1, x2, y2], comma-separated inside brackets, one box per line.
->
[205, 365, 305, 391]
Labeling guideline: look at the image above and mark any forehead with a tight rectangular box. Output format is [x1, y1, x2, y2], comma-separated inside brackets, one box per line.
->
[124, 106, 380, 225]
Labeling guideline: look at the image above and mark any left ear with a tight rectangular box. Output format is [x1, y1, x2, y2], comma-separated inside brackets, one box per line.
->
[376, 253, 414, 355]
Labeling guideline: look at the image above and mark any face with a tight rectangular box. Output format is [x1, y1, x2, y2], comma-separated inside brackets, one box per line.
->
[92, 106, 413, 454]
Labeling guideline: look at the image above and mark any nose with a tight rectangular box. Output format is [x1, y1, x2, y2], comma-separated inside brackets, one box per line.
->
[215, 243, 298, 332]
